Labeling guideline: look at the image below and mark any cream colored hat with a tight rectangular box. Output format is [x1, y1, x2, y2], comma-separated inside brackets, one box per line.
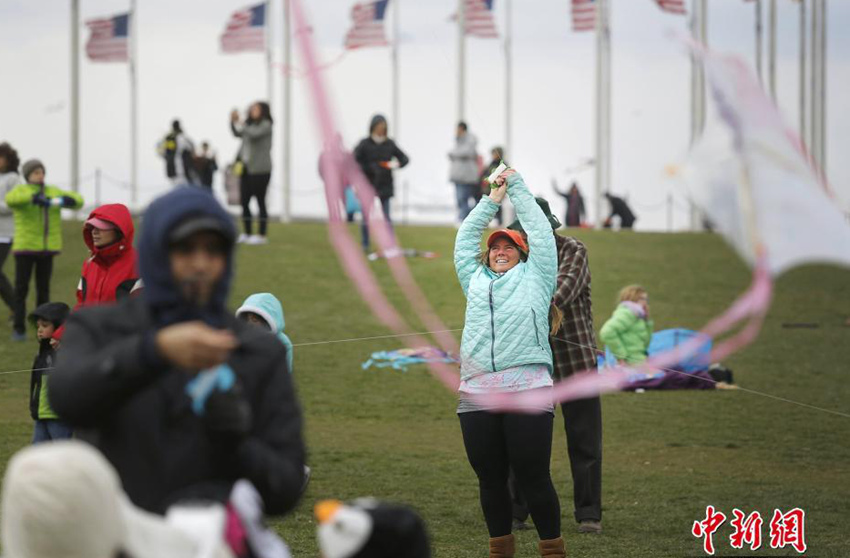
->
[1, 441, 231, 558]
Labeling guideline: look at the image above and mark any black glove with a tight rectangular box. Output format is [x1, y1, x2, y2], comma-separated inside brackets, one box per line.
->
[31, 193, 49, 207]
[60, 196, 77, 208]
[204, 382, 252, 439]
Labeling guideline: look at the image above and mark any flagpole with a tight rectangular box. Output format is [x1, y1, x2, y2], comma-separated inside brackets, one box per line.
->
[392, 0, 400, 138]
[457, 0, 465, 122]
[266, 0, 273, 103]
[799, 0, 807, 145]
[282, 0, 291, 222]
[819, 0, 826, 181]
[690, 0, 707, 231]
[755, 0, 763, 84]
[594, 0, 610, 229]
[768, 0, 777, 100]
[70, 0, 80, 194]
[810, 0, 820, 169]
[130, 0, 137, 207]
[504, 0, 512, 162]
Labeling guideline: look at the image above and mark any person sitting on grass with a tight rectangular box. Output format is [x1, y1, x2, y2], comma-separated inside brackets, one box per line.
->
[454, 168, 565, 558]
[599, 284, 653, 366]
[236, 292, 294, 374]
[28, 302, 73, 444]
[599, 285, 736, 390]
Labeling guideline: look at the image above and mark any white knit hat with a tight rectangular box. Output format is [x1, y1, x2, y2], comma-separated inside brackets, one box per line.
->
[0, 441, 230, 558]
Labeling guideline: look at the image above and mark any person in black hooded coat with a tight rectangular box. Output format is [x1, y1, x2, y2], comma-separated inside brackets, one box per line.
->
[49, 187, 305, 517]
[353, 114, 409, 225]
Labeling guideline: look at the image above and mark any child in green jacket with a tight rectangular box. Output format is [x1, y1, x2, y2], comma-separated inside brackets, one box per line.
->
[29, 302, 73, 443]
[599, 285, 654, 365]
[5, 160, 83, 340]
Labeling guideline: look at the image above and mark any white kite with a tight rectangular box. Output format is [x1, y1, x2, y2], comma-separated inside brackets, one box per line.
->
[683, 45, 850, 276]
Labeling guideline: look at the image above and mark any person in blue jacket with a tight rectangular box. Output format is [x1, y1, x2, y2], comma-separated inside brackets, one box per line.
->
[454, 169, 565, 558]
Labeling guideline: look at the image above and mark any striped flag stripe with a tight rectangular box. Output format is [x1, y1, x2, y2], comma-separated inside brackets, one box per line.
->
[85, 13, 130, 62]
[344, 0, 390, 50]
[572, 0, 596, 32]
[656, 0, 687, 15]
[220, 3, 266, 54]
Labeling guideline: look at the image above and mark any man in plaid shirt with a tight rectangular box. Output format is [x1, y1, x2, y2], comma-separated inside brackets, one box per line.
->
[509, 198, 603, 534]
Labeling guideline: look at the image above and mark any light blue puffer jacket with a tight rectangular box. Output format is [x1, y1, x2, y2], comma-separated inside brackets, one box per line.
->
[454, 173, 557, 381]
[236, 293, 294, 373]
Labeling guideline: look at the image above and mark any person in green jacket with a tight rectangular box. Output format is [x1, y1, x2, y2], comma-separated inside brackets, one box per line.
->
[598, 285, 654, 365]
[454, 169, 565, 558]
[5, 160, 83, 340]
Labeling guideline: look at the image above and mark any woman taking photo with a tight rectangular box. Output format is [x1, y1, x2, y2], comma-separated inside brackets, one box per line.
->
[454, 169, 565, 558]
[231, 101, 273, 245]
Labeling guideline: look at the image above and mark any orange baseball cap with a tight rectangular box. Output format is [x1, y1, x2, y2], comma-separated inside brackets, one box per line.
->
[486, 228, 528, 253]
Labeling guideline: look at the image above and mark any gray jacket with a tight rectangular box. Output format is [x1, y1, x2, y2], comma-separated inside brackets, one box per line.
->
[232, 120, 273, 175]
[0, 171, 21, 239]
[449, 132, 479, 184]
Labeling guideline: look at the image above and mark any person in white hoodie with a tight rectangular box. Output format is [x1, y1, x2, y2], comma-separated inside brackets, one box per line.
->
[448, 122, 480, 224]
[0, 142, 20, 315]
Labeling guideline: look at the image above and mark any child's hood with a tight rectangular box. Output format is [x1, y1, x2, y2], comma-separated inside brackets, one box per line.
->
[236, 293, 286, 335]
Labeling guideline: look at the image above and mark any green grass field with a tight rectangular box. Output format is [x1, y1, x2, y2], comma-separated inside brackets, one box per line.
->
[0, 220, 848, 557]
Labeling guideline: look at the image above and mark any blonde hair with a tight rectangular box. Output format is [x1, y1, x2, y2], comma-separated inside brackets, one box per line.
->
[549, 304, 563, 336]
[617, 284, 647, 304]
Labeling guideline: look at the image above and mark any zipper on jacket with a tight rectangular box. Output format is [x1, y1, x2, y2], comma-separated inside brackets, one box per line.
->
[41, 185, 49, 251]
[488, 277, 499, 372]
[532, 308, 542, 349]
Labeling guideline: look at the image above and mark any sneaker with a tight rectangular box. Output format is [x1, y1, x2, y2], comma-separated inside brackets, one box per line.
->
[237, 233, 250, 244]
[578, 520, 602, 534]
[247, 235, 268, 245]
[11, 331, 26, 342]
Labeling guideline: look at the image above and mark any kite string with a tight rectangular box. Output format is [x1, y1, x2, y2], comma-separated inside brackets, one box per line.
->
[1, 326, 847, 419]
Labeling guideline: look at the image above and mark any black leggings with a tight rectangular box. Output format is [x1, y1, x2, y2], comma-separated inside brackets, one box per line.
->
[459, 411, 561, 540]
[13, 253, 53, 334]
[0, 242, 14, 312]
[240, 172, 271, 236]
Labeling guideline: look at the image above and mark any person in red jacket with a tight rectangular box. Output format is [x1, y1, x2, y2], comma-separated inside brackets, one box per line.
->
[54, 204, 141, 342]
[75, 204, 140, 307]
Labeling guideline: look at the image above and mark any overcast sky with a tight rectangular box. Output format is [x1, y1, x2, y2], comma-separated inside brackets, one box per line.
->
[1, 0, 848, 230]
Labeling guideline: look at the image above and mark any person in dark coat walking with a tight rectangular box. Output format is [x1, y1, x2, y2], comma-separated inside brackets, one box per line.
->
[552, 181, 586, 228]
[603, 192, 636, 229]
[194, 142, 218, 191]
[49, 187, 306, 518]
[353, 114, 409, 226]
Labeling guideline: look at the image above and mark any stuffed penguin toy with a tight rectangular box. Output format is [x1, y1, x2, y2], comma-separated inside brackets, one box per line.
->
[315, 498, 430, 558]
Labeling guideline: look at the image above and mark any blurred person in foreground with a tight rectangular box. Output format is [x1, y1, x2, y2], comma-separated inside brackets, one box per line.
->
[49, 188, 305, 535]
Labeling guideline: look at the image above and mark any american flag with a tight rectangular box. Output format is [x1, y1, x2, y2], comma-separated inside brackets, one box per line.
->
[85, 13, 130, 62]
[571, 0, 596, 32]
[344, 0, 390, 50]
[654, 0, 686, 15]
[221, 3, 267, 53]
[462, 0, 499, 39]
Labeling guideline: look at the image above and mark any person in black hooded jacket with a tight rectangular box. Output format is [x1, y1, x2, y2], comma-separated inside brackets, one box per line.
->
[29, 301, 72, 443]
[353, 114, 409, 225]
[49, 187, 305, 518]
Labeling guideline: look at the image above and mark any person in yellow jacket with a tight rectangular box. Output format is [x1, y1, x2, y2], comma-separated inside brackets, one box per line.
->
[5, 159, 83, 340]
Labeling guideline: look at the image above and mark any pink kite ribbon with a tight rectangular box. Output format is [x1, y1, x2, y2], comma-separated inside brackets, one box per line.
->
[292, 1, 787, 410]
